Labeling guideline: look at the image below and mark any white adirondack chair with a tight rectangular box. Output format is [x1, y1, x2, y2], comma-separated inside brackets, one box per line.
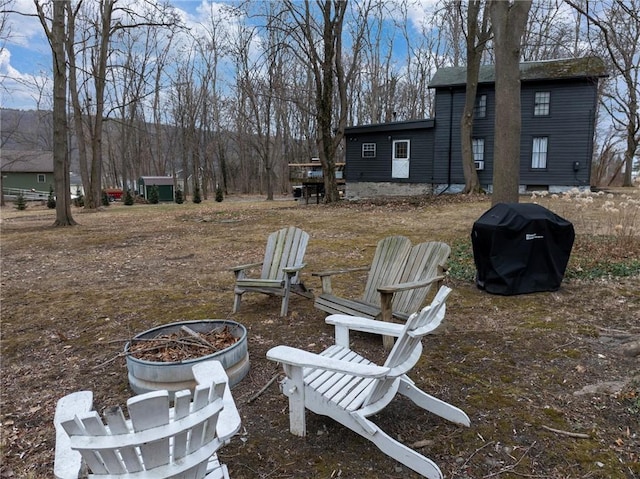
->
[54, 360, 241, 479]
[230, 226, 312, 316]
[267, 286, 470, 479]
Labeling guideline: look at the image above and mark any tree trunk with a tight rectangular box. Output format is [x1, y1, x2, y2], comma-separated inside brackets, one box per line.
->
[489, 0, 531, 206]
[51, 1, 76, 226]
[460, 0, 490, 194]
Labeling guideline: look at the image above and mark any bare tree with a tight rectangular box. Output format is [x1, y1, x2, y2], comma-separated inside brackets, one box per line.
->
[459, 0, 491, 194]
[565, 0, 639, 187]
[489, 0, 532, 205]
[34, 0, 76, 225]
[280, 0, 372, 203]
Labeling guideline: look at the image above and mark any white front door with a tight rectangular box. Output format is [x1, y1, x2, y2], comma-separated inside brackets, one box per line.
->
[392, 140, 410, 178]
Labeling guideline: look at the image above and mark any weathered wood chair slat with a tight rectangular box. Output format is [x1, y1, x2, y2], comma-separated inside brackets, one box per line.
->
[231, 226, 312, 316]
[314, 236, 450, 348]
[267, 286, 470, 479]
[54, 361, 240, 479]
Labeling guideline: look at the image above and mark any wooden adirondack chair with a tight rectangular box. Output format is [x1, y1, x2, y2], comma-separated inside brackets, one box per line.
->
[267, 286, 470, 479]
[54, 361, 241, 479]
[313, 236, 450, 348]
[230, 226, 312, 316]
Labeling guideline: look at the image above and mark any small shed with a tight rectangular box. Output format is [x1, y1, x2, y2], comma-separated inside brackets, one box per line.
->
[138, 176, 175, 202]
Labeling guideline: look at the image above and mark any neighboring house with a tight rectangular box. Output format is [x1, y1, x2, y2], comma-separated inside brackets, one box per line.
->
[344, 56, 607, 199]
[138, 176, 175, 202]
[1, 150, 54, 193]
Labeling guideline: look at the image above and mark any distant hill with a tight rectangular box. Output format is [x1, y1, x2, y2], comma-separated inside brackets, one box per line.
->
[1, 109, 54, 151]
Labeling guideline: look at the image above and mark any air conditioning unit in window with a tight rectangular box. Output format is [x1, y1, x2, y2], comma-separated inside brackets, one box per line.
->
[474, 160, 485, 170]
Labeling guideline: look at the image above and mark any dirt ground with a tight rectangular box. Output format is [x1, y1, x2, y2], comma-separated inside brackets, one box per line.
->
[1, 192, 639, 479]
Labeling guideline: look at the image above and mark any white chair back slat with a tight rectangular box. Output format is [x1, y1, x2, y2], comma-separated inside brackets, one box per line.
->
[364, 287, 451, 406]
[173, 389, 193, 461]
[127, 391, 171, 470]
[61, 414, 110, 475]
[103, 406, 143, 472]
[188, 385, 211, 453]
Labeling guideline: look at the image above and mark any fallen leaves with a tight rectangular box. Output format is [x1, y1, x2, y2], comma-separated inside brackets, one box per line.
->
[128, 326, 238, 362]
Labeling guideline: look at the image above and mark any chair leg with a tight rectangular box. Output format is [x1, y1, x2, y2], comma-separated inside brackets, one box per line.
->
[282, 367, 306, 436]
[353, 413, 444, 479]
[232, 292, 242, 313]
[398, 377, 471, 427]
[280, 292, 290, 316]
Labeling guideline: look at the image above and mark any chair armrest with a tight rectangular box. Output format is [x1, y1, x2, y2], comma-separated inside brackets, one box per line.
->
[282, 263, 306, 274]
[229, 261, 263, 273]
[325, 314, 405, 337]
[377, 275, 444, 294]
[312, 266, 369, 295]
[54, 391, 93, 479]
[192, 361, 241, 442]
[311, 265, 369, 277]
[267, 345, 389, 378]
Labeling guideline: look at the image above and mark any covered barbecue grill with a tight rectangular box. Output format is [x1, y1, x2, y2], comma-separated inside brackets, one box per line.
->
[471, 203, 575, 295]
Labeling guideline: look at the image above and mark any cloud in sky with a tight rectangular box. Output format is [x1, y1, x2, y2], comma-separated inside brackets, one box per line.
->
[1, 0, 437, 111]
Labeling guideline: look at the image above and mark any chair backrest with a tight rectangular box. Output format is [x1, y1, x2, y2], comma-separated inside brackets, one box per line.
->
[261, 226, 309, 283]
[392, 241, 451, 315]
[362, 236, 413, 306]
[61, 380, 227, 478]
[364, 286, 452, 406]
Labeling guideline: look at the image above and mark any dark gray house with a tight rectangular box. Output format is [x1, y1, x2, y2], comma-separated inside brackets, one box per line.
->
[344, 56, 607, 199]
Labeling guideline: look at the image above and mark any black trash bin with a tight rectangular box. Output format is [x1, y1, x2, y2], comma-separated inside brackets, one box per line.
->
[471, 203, 575, 295]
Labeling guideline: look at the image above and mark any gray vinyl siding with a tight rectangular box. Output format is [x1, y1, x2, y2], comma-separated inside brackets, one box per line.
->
[519, 80, 597, 188]
[346, 128, 435, 183]
[433, 80, 597, 187]
[433, 86, 495, 185]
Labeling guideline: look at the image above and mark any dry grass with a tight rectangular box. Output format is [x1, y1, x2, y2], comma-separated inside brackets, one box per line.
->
[1, 190, 639, 479]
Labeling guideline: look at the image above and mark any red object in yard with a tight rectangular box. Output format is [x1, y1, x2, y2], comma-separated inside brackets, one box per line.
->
[104, 188, 124, 201]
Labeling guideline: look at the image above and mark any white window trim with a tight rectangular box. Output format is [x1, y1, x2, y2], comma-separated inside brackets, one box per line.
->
[475, 94, 487, 118]
[472, 138, 485, 170]
[532, 137, 548, 169]
[362, 143, 376, 158]
[534, 91, 550, 116]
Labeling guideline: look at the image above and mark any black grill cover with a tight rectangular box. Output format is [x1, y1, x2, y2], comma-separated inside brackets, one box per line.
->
[472, 203, 574, 295]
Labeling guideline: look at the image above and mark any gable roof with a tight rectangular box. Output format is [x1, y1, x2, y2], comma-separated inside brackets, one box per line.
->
[138, 176, 174, 186]
[0, 150, 54, 172]
[428, 56, 607, 88]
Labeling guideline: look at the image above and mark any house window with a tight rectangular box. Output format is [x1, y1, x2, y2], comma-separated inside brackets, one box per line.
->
[37, 174, 46, 183]
[534, 92, 550, 116]
[472, 138, 485, 170]
[362, 143, 376, 158]
[532, 137, 548, 169]
[474, 94, 487, 118]
[392, 140, 410, 178]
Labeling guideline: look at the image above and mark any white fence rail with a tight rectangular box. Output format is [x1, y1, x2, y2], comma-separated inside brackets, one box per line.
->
[2, 188, 50, 201]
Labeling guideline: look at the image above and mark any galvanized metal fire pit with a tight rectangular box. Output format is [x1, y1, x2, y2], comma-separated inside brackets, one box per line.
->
[125, 319, 249, 397]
